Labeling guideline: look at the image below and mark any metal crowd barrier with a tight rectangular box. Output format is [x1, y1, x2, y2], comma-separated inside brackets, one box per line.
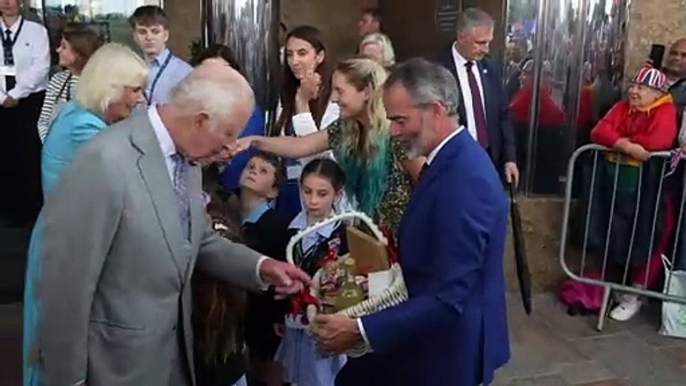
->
[559, 144, 686, 331]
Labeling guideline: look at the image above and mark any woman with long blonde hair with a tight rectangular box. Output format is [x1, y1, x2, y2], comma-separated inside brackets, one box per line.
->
[237, 58, 422, 233]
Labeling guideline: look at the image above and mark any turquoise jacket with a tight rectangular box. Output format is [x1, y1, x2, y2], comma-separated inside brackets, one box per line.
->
[41, 101, 107, 196]
[24, 101, 107, 386]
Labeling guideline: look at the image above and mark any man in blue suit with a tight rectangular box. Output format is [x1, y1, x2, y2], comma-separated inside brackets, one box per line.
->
[437, 7, 519, 187]
[313, 58, 510, 385]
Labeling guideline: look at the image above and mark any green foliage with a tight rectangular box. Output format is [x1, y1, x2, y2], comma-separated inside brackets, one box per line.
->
[189, 38, 204, 66]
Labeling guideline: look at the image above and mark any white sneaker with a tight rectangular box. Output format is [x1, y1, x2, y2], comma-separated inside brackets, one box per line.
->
[609, 294, 642, 321]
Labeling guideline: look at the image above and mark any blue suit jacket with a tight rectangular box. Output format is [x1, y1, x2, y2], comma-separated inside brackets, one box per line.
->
[437, 48, 516, 169]
[336, 130, 510, 386]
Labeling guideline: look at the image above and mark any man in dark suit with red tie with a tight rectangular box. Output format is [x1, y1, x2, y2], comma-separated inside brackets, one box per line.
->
[437, 7, 519, 187]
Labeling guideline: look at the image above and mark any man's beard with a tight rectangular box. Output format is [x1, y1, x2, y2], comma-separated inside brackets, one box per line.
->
[405, 115, 434, 159]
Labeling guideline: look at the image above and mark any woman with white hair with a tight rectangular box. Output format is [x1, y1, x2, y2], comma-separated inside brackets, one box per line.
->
[40, 42, 147, 189]
[22, 42, 147, 386]
[359, 32, 395, 70]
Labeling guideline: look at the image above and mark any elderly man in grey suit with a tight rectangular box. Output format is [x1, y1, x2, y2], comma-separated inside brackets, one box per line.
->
[35, 62, 309, 386]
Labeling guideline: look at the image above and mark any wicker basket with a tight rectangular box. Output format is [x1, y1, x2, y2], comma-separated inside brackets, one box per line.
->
[285, 211, 408, 357]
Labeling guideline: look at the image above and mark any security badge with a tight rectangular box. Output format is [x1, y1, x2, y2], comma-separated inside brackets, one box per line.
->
[0, 65, 16, 77]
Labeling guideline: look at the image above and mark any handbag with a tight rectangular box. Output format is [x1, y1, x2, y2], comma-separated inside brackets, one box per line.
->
[659, 254, 686, 339]
[285, 211, 408, 357]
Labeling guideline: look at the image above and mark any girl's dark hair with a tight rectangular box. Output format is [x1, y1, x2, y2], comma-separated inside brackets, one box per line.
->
[249, 151, 287, 189]
[193, 44, 244, 76]
[192, 194, 246, 363]
[300, 158, 346, 192]
[273, 25, 332, 136]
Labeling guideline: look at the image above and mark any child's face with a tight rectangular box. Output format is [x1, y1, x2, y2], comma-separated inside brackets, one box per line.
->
[301, 174, 338, 219]
[239, 157, 278, 199]
[133, 23, 169, 57]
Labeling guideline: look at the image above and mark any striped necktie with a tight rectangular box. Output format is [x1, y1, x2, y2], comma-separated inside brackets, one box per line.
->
[3, 28, 15, 90]
[171, 153, 190, 241]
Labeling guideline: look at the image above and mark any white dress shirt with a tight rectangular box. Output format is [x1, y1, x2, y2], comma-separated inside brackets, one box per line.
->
[355, 126, 464, 349]
[0, 16, 50, 103]
[451, 44, 486, 142]
[146, 105, 268, 283]
[426, 126, 464, 165]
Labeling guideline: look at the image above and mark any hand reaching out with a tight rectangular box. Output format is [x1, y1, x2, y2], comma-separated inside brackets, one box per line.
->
[231, 136, 258, 157]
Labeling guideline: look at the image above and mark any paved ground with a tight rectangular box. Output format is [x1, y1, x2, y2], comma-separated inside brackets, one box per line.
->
[1, 294, 684, 386]
[493, 295, 686, 386]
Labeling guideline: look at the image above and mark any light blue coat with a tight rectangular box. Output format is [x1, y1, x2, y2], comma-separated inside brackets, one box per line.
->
[23, 101, 107, 386]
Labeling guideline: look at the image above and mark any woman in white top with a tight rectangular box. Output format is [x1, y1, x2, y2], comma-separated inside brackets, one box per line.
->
[37, 26, 102, 142]
[274, 25, 339, 222]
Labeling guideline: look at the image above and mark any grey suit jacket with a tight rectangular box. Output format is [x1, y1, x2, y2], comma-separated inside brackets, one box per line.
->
[36, 112, 264, 386]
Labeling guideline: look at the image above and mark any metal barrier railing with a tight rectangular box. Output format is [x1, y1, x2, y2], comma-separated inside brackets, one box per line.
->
[560, 144, 686, 331]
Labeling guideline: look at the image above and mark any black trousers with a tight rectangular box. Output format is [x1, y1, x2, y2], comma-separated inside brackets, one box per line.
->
[0, 91, 45, 227]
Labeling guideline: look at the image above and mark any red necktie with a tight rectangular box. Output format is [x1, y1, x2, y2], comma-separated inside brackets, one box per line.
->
[465, 61, 489, 149]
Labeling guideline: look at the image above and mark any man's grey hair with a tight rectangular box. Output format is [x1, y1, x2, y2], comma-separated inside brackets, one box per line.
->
[384, 58, 461, 118]
[169, 69, 255, 127]
[455, 7, 494, 34]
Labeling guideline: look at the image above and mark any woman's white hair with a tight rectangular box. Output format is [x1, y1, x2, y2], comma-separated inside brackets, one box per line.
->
[359, 32, 396, 68]
[74, 43, 148, 113]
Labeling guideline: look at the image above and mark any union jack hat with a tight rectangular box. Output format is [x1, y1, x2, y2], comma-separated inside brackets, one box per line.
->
[631, 66, 667, 91]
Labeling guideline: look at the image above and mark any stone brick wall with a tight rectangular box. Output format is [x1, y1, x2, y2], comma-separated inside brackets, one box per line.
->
[164, 0, 201, 60]
[625, 0, 686, 75]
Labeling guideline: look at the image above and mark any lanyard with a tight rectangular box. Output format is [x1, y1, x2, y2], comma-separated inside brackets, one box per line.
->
[2, 17, 25, 47]
[146, 51, 173, 106]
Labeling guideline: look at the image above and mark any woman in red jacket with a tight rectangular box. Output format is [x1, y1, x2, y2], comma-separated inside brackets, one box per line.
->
[590, 66, 677, 322]
[591, 66, 676, 158]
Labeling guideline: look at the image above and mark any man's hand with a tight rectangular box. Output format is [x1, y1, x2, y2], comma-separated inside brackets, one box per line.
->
[259, 258, 310, 297]
[311, 314, 362, 354]
[2, 96, 17, 108]
[504, 162, 520, 187]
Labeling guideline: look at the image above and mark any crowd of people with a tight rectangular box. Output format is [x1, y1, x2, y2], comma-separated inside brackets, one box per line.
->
[1, 2, 537, 386]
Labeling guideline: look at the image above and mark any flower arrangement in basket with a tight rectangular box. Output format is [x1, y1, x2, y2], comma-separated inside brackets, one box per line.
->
[285, 211, 409, 357]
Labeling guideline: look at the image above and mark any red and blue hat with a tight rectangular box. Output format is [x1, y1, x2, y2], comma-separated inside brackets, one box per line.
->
[631, 66, 667, 91]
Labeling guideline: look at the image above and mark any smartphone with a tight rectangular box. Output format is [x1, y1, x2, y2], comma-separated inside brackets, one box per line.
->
[648, 44, 666, 69]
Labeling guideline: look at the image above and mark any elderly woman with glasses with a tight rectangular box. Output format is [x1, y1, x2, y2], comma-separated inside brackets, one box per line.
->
[22, 42, 148, 386]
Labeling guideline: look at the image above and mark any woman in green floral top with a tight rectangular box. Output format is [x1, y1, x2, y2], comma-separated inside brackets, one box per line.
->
[237, 58, 423, 233]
